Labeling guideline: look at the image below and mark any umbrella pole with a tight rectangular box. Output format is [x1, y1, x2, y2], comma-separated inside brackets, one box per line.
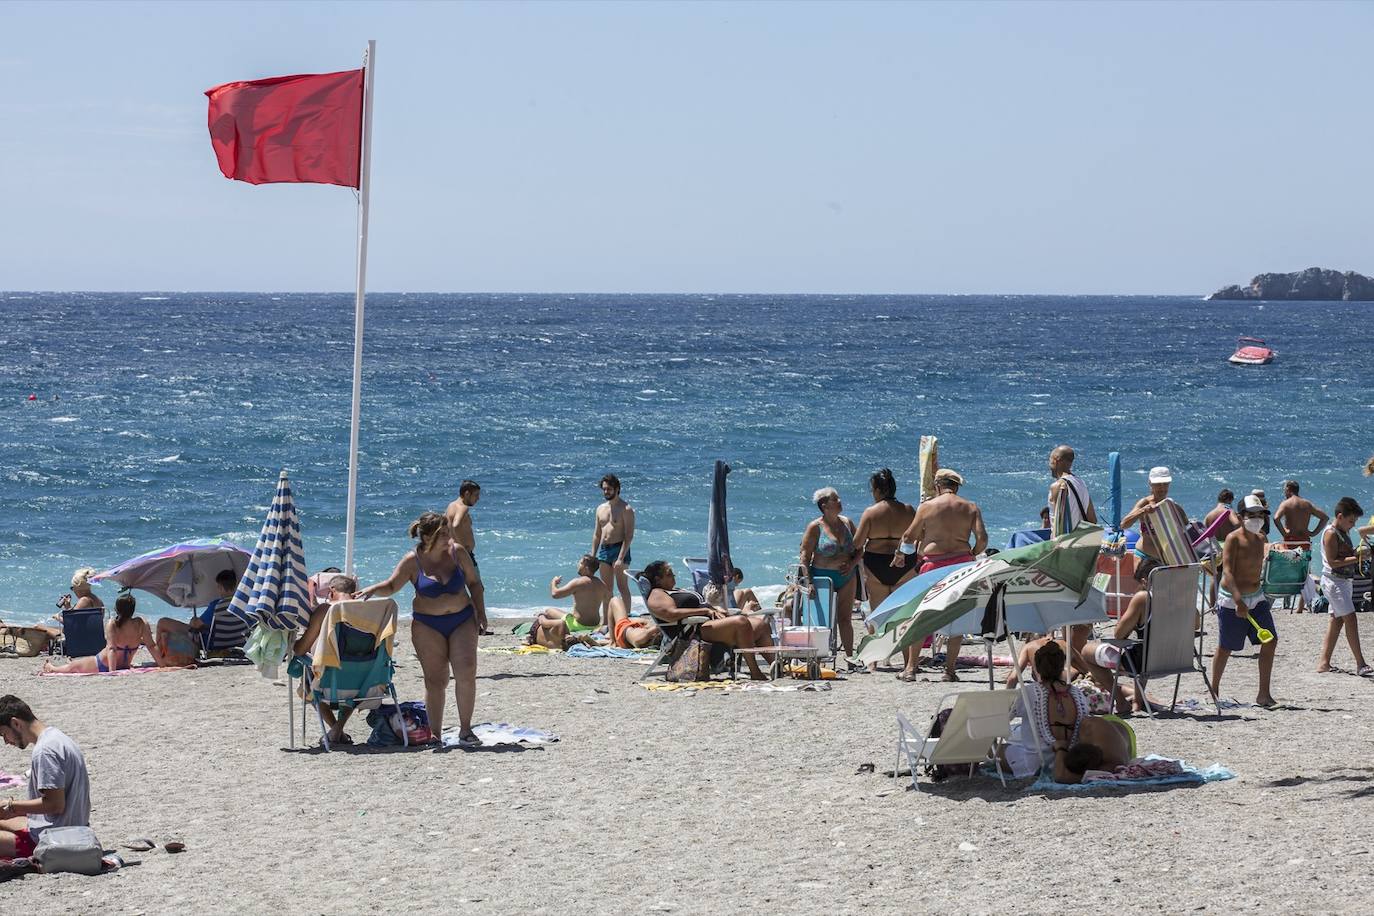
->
[288, 667, 295, 749]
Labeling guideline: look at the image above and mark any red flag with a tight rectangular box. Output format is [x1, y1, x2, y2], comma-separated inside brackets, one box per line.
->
[206, 69, 364, 188]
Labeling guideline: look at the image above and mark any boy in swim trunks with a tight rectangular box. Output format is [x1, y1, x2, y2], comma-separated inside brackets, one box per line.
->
[529, 556, 610, 649]
[1214, 495, 1279, 707]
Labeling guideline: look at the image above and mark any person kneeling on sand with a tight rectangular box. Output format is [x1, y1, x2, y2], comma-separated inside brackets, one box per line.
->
[642, 560, 773, 680]
[42, 592, 164, 674]
[0, 695, 91, 860]
[1213, 495, 1280, 706]
[528, 556, 610, 649]
[292, 575, 360, 746]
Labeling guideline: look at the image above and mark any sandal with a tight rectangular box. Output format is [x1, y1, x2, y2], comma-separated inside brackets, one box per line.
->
[1358, 665, 1374, 677]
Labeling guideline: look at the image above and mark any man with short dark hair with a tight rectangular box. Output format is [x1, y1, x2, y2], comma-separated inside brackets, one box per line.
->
[592, 474, 635, 628]
[156, 568, 248, 665]
[1204, 489, 1240, 543]
[446, 480, 481, 561]
[0, 695, 91, 859]
[1274, 479, 1329, 547]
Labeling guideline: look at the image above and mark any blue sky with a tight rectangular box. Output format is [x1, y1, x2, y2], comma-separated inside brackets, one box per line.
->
[3, 0, 1371, 293]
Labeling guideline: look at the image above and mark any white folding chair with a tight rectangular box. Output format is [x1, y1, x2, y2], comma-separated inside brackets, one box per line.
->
[896, 689, 1019, 791]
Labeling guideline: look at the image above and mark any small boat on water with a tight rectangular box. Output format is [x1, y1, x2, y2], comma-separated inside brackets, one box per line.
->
[1229, 336, 1275, 366]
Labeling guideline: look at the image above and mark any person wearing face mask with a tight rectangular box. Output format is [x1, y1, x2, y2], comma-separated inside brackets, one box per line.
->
[1213, 495, 1280, 706]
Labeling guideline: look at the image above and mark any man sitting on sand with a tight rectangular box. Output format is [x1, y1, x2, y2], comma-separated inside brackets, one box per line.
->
[1213, 495, 1279, 707]
[893, 468, 987, 682]
[607, 596, 661, 650]
[0, 695, 91, 860]
[292, 574, 361, 746]
[529, 556, 610, 649]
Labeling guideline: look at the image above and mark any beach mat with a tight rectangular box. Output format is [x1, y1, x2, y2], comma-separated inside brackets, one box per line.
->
[38, 664, 194, 678]
[442, 723, 559, 748]
[1030, 755, 1235, 792]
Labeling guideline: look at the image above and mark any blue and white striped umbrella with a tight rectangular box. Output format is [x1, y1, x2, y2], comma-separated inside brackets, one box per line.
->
[229, 470, 309, 631]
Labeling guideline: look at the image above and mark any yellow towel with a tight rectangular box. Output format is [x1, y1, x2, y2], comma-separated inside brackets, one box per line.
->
[309, 599, 398, 678]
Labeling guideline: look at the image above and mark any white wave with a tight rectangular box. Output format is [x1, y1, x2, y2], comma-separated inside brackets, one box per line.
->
[49, 416, 78, 423]
[139, 296, 169, 301]
[154, 454, 181, 463]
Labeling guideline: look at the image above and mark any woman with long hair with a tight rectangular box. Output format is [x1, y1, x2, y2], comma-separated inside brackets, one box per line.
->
[641, 560, 773, 680]
[358, 512, 487, 745]
[852, 469, 919, 677]
[43, 591, 163, 674]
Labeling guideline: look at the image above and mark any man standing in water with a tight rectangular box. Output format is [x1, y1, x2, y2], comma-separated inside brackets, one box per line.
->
[894, 468, 987, 682]
[1047, 445, 1096, 534]
[446, 479, 481, 562]
[592, 474, 635, 628]
[1213, 495, 1280, 706]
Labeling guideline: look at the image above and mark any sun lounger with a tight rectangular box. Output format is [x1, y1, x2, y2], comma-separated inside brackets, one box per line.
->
[896, 689, 1020, 791]
[1107, 563, 1218, 716]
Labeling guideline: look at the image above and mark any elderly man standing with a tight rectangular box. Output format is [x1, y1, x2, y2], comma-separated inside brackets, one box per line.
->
[895, 468, 988, 682]
[1047, 445, 1096, 535]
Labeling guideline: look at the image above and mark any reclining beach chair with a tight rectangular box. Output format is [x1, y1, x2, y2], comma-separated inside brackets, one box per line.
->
[202, 601, 255, 656]
[635, 572, 711, 682]
[60, 607, 105, 658]
[1107, 563, 1218, 716]
[295, 598, 405, 751]
[1263, 544, 1311, 611]
[683, 557, 734, 609]
[895, 689, 1019, 791]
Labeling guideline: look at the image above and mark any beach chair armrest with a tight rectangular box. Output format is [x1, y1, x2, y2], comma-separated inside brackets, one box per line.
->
[680, 615, 709, 626]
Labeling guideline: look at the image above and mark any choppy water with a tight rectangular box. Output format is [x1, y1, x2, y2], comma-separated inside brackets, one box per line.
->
[1, 292, 1366, 623]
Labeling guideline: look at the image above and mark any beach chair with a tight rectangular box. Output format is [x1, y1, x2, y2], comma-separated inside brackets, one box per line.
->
[895, 689, 1019, 791]
[202, 600, 254, 655]
[635, 572, 711, 682]
[1107, 563, 1218, 716]
[295, 598, 405, 751]
[683, 557, 734, 608]
[1263, 544, 1311, 611]
[60, 607, 106, 658]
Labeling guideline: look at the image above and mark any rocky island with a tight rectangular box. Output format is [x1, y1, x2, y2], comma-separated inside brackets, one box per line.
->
[1206, 267, 1374, 301]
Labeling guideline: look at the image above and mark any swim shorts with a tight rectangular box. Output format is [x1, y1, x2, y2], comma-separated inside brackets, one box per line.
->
[596, 543, 629, 565]
[11, 828, 35, 858]
[564, 613, 597, 634]
[613, 617, 649, 648]
[1322, 576, 1357, 618]
[1215, 598, 1275, 651]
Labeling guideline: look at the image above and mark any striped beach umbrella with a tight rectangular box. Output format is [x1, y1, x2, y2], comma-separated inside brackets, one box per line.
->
[229, 470, 309, 631]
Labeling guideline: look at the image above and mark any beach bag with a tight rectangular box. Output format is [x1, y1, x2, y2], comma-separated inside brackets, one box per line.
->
[922, 708, 960, 782]
[33, 826, 103, 875]
[366, 702, 432, 747]
[665, 637, 712, 683]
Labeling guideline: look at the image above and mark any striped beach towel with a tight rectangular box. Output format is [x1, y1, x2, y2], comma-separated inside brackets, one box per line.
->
[1050, 474, 1091, 537]
[919, 436, 939, 502]
[1141, 498, 1197, 566]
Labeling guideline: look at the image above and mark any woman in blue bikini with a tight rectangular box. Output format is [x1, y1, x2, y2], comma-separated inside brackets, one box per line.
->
[358, 511, 487, 746]
[42, 592, 163, 673]
[800, 487, 859, 658]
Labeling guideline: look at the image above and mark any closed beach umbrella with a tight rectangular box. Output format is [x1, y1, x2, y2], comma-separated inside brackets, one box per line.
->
[879, 524, 1107, 659]
[707, 460, 732, 598]
[1108, 451, 1122, 532]
[229, 470, 309, 632]
[93, 539, 249, 608]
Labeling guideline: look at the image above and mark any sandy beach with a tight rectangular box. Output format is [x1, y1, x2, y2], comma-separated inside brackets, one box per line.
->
[3, 612, 1373, 915]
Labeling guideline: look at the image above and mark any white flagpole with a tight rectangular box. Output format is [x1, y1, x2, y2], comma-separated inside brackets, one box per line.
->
[344, 39, 376, 576]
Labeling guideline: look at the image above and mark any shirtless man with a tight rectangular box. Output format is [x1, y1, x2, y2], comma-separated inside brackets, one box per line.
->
[893, 468, 987, 682]
[1114, 466, 1180, 637]
[591, 474, 635, 628]
[1213, 495, 1279, 706]
[292, 575, 360, 744]
[1274, 480, 1327, 547]
[446, 479, 481, 561]
[730, 568, 762, 612]
[528, 556, 612, 649]
[1203, 489, 1240, 543]
[1047, 445, 1096, 533]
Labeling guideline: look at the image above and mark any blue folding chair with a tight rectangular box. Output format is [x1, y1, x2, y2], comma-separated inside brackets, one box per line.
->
[60, 608, 106, 658]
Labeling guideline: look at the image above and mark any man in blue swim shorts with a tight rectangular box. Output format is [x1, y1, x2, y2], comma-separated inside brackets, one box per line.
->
[592, 474, 635, 628]
[1214, 495, 1278, 707]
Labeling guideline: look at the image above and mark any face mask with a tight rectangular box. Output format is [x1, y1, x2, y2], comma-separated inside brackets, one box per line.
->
[1244, 518, 1265, 534]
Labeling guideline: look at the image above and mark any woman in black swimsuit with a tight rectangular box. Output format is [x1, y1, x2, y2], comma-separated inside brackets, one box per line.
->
[642, 561, 773, 680]
[852, 470, 918, 669]
[358, 512, 486, 745]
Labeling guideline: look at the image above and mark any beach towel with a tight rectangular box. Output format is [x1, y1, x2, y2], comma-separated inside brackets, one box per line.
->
[0, 771, 23, 790]
[1029, 755, 1235, 792]
[564, 644, 651, 660]
[1051, 473, 1092, 537]
[641, 680, 832, 693]
[38, 664, 193, 678]
[442, 723, 559, 748]
[478, 644, 550, 656]
[245, 626, 290, 679]
[1141, 499, 1198, 566]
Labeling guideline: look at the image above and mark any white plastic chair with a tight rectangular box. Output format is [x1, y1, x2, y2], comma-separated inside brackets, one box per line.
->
[896, 689, 1019, 791]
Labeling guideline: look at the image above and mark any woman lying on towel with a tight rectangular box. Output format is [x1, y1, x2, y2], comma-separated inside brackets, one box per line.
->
[641, 560, 773, 680]
[42, 592, 164, 674]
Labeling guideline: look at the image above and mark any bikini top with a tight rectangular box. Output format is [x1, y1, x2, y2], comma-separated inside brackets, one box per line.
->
[815, 521, 854, 559]
[414, 548, 467, 599]
[1024, 681, 1089, 750]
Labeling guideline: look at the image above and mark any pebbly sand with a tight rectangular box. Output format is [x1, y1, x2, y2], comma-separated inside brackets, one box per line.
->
[2, 612, 1373, 915]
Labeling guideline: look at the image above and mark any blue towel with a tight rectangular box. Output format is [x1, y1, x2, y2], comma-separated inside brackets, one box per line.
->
[565, 644, 644, 659]
[1029, 756, 1235, 792]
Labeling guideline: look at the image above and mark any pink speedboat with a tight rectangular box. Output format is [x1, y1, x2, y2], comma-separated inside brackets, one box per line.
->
[1229, 336, 1275, 366]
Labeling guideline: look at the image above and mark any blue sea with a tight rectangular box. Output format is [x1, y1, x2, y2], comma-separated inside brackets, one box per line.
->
[1, 292, 1367, 624]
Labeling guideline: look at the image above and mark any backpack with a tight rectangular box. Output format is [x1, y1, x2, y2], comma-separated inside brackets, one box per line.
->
[923, 708, 961, 781]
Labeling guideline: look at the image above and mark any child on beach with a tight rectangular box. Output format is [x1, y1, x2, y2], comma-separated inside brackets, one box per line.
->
[1213, 495, 1279, 707]
[1316, 497, 1372, 676]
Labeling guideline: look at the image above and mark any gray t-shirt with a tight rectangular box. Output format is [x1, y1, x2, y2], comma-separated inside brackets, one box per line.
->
[27, 727, 90, 838]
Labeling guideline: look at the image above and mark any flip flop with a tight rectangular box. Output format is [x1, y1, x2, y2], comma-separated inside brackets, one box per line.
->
[895, 671, 918, 682]
[1359, 665, 1374, 677]
[121, 838, 156, 852]
[163, 838, 186, 854]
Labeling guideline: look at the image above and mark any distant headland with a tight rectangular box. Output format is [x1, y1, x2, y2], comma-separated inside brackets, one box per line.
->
[1206, 267, 1374, 301]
